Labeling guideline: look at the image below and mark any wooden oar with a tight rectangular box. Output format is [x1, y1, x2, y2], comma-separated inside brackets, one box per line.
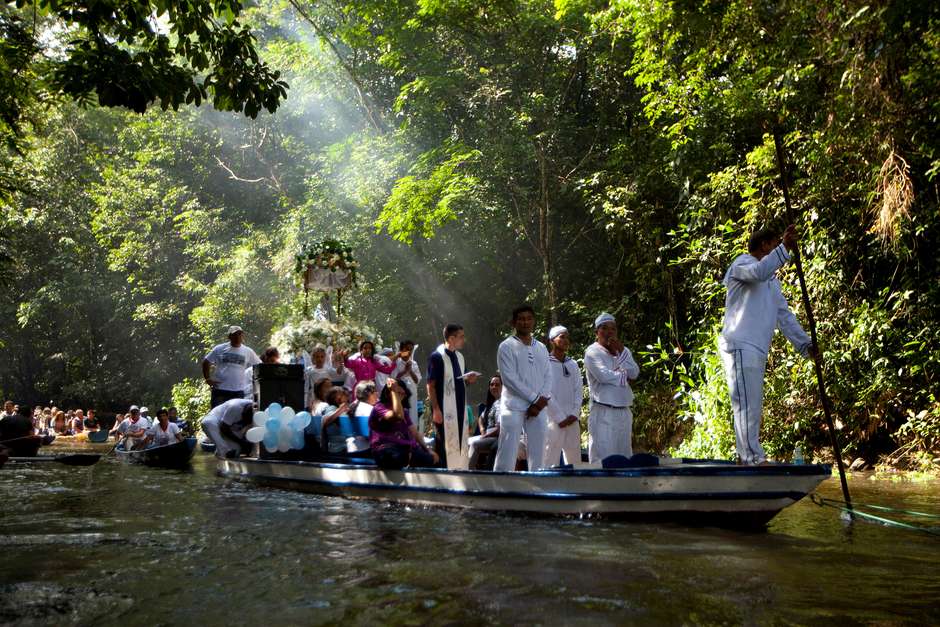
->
[7, 453, 102, 467]
[772, 128, 853, 514]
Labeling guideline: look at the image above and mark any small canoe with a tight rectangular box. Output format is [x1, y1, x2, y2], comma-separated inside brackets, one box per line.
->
[86, 430, 110, 443]
[116, 437, 197, 469]
[218, 456, 831, 529]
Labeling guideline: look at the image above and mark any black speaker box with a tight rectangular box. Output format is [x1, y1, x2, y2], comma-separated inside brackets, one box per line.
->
[253, 363, 305, 411]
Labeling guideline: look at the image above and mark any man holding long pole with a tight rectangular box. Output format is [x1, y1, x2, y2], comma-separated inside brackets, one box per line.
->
[719, 224, 818, 465]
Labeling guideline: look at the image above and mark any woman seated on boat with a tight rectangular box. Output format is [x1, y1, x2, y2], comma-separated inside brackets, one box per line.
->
[468, 375, 503, 470]
[144, 409, 184, 448]
[315, 386, 352, 454]
[369, 379, 438, 470]
[309, 377, 334, 416]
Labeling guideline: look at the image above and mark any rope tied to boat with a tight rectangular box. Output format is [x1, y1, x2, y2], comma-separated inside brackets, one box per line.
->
[810, 494, 940, 537]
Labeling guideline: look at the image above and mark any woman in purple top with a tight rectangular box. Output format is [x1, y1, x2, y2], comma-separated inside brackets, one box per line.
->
[342, 340, 400, 389]
[369, 379, 438, 470]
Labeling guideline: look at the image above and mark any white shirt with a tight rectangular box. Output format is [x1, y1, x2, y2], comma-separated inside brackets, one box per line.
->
[497, 335, 552, 412]
[391, 358, 421, 415]
[206, 398, 254, 437]
[204, 343, 261, 392]
[584, 343, 639, 408]
[373, 355, 393, 389]
[147, 422, 181, 447]
[720, 243, 811, 356]
[305, 365, 341, 406]
[547, 356, 583, 424]
[119, 416, 151, 436]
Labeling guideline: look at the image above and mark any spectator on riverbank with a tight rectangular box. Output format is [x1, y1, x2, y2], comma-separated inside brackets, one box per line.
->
[202, 325, 261, 408]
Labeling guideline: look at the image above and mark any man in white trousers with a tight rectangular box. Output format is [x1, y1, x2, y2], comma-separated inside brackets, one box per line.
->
[719, 224, 817, 465]
[583, 313, 639, 463]
[201, 397, 254, 459]
[544, 326, 583, 468]
[494, 305, 552, 472]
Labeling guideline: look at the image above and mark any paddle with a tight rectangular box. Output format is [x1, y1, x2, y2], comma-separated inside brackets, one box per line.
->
[772, 128, 853, 514]
[7, 453, 102, 467]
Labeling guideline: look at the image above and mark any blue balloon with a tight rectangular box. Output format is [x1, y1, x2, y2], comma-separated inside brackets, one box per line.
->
[291, 431, 305, 450]
[263, 430, 278, 450]
[266, 418, 280, 434]
[266, 403, 282, 420]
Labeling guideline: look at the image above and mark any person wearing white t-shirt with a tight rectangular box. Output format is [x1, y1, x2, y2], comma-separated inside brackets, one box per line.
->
[304, 345, 345, 408]
[116, 406, 151, 450]
[144, 408, 183, 447]
[201, 398, 255, 459]
[202, 325, 261, 408]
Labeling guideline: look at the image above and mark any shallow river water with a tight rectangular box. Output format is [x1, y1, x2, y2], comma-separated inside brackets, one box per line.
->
[1, 448, 938, 626]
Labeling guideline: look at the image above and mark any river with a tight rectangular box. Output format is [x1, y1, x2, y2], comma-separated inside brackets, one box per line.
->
[1, 448, 938, 625]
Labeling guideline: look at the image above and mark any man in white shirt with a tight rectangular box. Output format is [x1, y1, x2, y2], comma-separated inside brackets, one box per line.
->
[114, 405, 151, 450]
[494, 305, 553, 471]
[144, 408, 183, 447]
[202, 325, 261, 408]
[544, 326, 583, 468]
[720, 225, 817, 465]
[584, 313, 639, 463]
[200, 398, 255, 459]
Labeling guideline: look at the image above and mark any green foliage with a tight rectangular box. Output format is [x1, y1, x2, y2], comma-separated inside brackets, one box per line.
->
[171, 378, 210, 431]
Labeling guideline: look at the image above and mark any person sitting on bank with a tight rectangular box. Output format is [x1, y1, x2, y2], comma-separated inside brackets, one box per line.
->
[144, 408, 184, 448]
[369, 379, 438, 470]
[201, 397, 255, 459]
[202, 325, 261, 408]
[468, 375, 503, 470]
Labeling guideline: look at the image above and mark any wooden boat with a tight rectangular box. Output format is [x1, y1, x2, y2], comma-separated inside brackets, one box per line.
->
[217, 457, 831, 528]
[86, 430, 110, 443]
[116, 437, 197, 469]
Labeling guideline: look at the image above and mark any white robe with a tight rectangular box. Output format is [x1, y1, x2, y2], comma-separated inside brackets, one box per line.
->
[495, 335, 552, 471]
[544, 355, 583, 467]
[583, 342, 639, 463]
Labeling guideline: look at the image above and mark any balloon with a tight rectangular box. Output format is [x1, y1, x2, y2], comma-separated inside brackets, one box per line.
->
[277, 426, 292, 452]
[266, 418, 280, 433]
[263, 430, 278, 451]
[266, 403, 282, 420]
[279, 406, 296, 426]
[292, 412, 311, 430]
[291, 430, 305, 450]
[252, 411, 268, 427]
[245, 426, 266, 443]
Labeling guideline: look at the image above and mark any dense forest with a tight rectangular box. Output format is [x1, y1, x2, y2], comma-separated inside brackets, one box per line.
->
[1, 0, 937, 469]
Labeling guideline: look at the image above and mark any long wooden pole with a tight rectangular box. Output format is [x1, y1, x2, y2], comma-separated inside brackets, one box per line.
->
[772, 129, 853, 513]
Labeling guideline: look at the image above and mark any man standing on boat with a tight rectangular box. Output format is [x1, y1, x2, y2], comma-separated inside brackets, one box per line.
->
[545, 326, 584, 468]
[427, 324, 478, 469]
[720, 224, 817, 465]
[583, 313, 639, 463]
[494, 305, 553, 471]
[202, 326, 261, 408]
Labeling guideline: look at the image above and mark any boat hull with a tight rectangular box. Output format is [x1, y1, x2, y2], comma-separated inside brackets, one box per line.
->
[116, 437, 197, 469]
[218, 458, 830, 528]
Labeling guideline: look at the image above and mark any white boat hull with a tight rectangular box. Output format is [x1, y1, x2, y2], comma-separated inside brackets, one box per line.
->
[218, 458, 830, 527]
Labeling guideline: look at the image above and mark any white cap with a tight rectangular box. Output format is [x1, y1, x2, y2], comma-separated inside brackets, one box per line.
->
[129, 405, 140, 413]
[227, 325, 244, 336]
[140, 406, 149, 415]
[594, 312, 615, 328]
[548, 325, 568, 341]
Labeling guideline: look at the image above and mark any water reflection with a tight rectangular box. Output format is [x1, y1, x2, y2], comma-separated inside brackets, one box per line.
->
[1, 452, 938, 625]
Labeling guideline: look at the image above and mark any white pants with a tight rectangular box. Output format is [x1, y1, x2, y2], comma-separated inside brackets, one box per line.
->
[588, 403, 633, 463]
[494, 409, 548, 471]
[544, 420, 581, 467]
[201, 415, 242, 459]
[720, 347, 768, 464]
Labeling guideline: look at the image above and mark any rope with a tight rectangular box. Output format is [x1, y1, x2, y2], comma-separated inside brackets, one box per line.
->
[811, 494, 940, 537]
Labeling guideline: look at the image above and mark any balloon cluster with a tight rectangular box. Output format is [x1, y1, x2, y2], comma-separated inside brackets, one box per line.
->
[245, 403, 311, 453]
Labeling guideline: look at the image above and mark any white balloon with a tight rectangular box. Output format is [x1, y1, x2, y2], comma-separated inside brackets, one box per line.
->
[263, 439, 278, 453]
[252, 412, 268, 428]
[279, 406, 296, 426]
[245, 426, 266, 443]
[277, 426, 292, 451]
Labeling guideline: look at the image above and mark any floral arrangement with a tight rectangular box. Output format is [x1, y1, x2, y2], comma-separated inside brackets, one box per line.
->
[270, 318, 384, 354]
[294, 238, 358, 285]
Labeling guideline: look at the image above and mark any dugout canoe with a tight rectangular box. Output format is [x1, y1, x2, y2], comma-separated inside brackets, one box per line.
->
[116, 437, 197, 469]
[216, 457, 831, 528]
